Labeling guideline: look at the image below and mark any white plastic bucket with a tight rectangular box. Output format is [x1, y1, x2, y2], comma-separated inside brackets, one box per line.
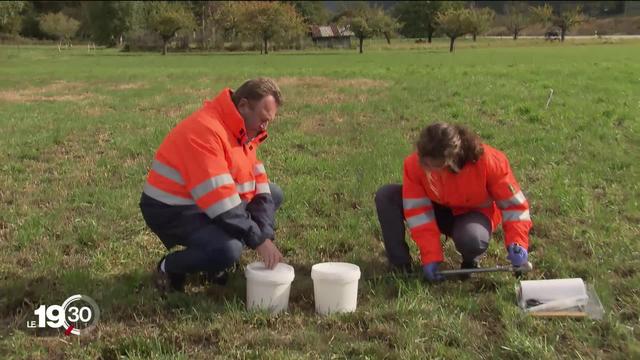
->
[245, 262, 295, 314]
[311, 262, 361, 315]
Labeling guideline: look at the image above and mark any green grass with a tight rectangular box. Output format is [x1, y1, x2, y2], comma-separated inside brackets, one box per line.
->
[1, 39, 639, 359]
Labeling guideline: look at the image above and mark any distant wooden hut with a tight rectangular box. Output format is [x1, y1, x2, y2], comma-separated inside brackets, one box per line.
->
[309, 25, 354, 48]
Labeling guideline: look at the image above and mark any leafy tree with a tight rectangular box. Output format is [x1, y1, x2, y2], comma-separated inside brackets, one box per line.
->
[82, 1, 133, 46]
[214, 1, 244, 42]
[147, 2, 196, 55]
[285, 1, 329, 25]
[375, 9, 401, 45]
[0, 1, 27, 34]
[189, 1, 222, 50]
[467, 7, 495, 42]
[344, 17, 368, 54]
[238, 1, 305, 55]
[332, 0, 370, 20]
[436, 7, 471, 52]
[16, 2, 85, 39]
[393, 1, 444, 43]
[39, 12, 80, 51]
[504, 2, 530, 40]
[531, 3, 586, 42]
[337, 4, 396, 53]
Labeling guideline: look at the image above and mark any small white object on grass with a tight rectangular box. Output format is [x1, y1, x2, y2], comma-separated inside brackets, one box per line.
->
[545, 88, 554, 109]
[518, 278, 587, 309]
[516, 278, 605, 319]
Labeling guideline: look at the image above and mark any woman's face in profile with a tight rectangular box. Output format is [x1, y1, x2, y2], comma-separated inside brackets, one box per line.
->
[420, 157, 446, 172]
[420, 156, 460, 174]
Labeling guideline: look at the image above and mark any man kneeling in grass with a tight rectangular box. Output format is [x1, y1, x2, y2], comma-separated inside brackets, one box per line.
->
[140, 78, 284, 293]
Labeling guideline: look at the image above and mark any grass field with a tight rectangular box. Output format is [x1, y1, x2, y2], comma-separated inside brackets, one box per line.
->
[1, 38, 639, 359]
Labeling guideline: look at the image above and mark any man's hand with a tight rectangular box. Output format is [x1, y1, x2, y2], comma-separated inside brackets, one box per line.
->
[256, 239, 282, 269]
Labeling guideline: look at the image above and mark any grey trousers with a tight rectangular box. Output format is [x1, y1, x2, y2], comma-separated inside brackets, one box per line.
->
[375, 184, 491, 267]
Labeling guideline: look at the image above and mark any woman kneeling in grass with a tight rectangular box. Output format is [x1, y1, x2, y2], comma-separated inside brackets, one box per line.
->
[375, 122, 532, 282]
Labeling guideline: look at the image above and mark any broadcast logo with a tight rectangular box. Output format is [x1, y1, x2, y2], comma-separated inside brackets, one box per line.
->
[26, 294, 100, 336]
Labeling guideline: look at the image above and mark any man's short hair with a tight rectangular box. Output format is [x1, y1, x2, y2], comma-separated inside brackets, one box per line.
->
[232, 78, 282, 107]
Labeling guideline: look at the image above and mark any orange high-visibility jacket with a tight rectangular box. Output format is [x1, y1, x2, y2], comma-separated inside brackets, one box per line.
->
[143, 88, 274, 248]
[402, 144, 532, 264]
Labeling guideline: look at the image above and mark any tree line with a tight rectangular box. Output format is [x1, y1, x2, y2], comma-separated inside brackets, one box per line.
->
[0, 1, 587, 54]
[395, 1, 586, 52]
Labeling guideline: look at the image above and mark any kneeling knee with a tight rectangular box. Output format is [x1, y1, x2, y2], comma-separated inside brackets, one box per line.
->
[375, 184, 398, 207]
[454, 230, 489, 257]
[212, 240, 243, 269]
[269, 183, 284, 209]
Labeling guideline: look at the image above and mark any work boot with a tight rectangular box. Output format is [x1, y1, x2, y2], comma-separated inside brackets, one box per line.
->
[457, 259, 479, 281]
[154, 256, 186, 293]
[206, 262, 241, 286]
[205, 270, 229, 286]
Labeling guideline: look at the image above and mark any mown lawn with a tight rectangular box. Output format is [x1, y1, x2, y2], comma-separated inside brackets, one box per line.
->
[0, 39, 639, 359]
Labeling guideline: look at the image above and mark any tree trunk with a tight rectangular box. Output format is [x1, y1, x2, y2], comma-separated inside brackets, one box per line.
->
[384, 32, 391, 45]
[427, 31, 432, 43]
[201, 4, 206, 50]
[449, 37, 455, 52]
[359, 36, 363, 54]
[210, 26, 215, 51]
[513, 30, 518, 40]
[162, 40, 168, 55]
[264, 37, 268, 54]
[473, 32, 477, 42]
[561, 27, 566, 42]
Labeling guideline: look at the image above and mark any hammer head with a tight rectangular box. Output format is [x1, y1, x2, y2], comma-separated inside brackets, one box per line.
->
[515, 261, 533, 273]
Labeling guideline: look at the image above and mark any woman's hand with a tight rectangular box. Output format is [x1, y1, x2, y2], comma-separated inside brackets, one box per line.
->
[507, 244, 528, 267]
[422, 262, 445, 282]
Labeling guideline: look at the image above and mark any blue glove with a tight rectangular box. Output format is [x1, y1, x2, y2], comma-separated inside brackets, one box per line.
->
[422, 262, 444, 282]
[507, 244, 528, 267]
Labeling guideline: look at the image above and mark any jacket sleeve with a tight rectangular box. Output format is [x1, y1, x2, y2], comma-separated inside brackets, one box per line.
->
[178, 129, 265, 249]
[245, 160, 275, 241]
[402, 157, 443, 264]
[486, 151, 532, 250]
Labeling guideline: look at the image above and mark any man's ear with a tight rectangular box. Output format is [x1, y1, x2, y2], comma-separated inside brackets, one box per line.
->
[237, 98, 248, 111]
[238, 98, 256, 112]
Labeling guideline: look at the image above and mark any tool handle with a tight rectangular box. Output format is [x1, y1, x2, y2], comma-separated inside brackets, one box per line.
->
[436, 262, 533, 276]
[437, 267, 508, 276]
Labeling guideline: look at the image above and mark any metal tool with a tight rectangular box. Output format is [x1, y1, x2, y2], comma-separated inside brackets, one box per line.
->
[525, 295, 588, 313]
[436, 261, 533, 276]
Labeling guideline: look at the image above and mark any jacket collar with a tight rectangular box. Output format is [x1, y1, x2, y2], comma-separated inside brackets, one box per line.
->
[253, 131, 268, 144]
[205, 88, 269, 146]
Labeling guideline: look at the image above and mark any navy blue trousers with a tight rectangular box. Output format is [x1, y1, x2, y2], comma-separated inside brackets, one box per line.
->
[140, 183, 283, 274]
